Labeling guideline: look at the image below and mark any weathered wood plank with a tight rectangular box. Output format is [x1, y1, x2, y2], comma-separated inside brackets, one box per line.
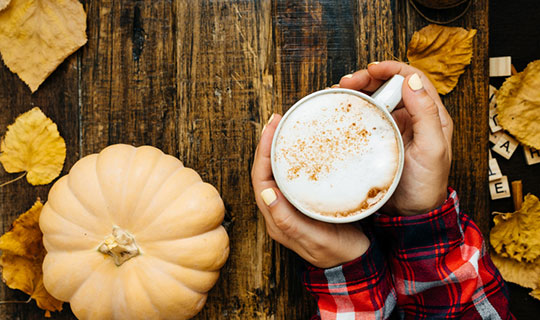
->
[272, 1, 358, 318]
[175, 1, 277, 318]
[0, 46, 80, 320]
[80, 0, 177, 155]
[355, 0, 490, 235]
[401, 0, 490, 235]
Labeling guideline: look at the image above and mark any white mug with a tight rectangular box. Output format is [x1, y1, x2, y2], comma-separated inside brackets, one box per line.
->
[270, 75, 405, 223]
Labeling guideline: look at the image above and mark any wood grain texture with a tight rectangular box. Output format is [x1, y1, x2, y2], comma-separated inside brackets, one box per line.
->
[175, 1, 277, 318]
[81, 0, 177, 155]
[0, 0, 489, 319]
[272, 1, 359, 318]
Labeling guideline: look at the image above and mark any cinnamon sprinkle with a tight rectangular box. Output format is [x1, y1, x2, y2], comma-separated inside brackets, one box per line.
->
[279, 101, 375, 181]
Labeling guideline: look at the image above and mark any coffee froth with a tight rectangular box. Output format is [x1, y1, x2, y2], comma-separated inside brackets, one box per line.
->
[272, 92, 400, 218]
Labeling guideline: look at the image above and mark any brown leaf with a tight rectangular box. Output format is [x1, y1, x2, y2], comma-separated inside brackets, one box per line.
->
[0, 0, 87, 92]
[0, 200, 63, 316]
[0, 0, 10, 11]
[490, 253, 540, 290]
[490, 194, 540, 300]
[407, 24, 476, 95]
[496, 60, 540, 149]
[490, 194, 540, 263]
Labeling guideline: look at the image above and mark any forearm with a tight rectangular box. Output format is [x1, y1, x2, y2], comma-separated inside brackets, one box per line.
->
[374, 188, 513, 319]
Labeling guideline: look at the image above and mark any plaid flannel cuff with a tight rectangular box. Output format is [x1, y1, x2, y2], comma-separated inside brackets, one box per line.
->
[303, 230, 387, 294]
[373, 188, 463, 255]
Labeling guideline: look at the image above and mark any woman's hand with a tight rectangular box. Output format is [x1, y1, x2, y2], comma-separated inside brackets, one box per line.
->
[340, 61, 453, 216]
[251, 115, 370, 269]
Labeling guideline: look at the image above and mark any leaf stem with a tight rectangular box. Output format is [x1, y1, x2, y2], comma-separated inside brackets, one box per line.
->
[0, 172, 27, 188]
[0, 296, 32, 304]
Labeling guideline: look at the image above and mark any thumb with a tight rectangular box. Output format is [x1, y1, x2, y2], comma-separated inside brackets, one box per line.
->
[402, 73, 445, 149]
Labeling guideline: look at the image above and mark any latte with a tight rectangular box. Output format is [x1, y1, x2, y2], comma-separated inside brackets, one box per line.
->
[272, 91, 401, 219]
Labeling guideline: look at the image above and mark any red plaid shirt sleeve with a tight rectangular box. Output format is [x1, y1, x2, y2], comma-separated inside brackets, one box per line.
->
[303, 231, 397, 320]
[303, 189, 514, 319]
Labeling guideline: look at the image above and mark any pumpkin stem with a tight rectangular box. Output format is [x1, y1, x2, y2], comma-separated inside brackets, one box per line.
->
[98, 226, 140, 266]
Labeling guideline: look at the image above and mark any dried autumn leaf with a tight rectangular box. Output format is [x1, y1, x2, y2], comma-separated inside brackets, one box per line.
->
[496, 60, 540, 149]
[0, 107, 66, 185]
[490, 194, 540, 263]
[0, 0, 10, 11]
[0, 200, 63, 316]
[0, 0, 87, 92]
[407, 24, 476, 95]
[490, 253, 540, 290]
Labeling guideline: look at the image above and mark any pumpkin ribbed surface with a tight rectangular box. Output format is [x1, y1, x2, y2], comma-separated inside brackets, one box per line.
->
[40, 144, 229, 320]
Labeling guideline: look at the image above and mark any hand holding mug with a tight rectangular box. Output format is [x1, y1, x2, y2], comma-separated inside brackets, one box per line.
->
[251, 60, 454, 268]
[340, 61, 453, 216]
[251, 115, 370, 269]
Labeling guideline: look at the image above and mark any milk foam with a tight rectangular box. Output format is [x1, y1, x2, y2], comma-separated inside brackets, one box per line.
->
[273, 92, 399, 217]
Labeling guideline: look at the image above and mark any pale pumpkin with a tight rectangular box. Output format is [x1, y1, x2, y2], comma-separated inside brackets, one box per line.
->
[39, 144, 229, 320]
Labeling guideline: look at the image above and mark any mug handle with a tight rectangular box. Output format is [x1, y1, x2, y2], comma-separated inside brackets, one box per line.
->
[371, 75, 404, 113]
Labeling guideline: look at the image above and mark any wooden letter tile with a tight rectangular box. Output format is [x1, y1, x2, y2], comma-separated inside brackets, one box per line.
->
[489, 56, 512, 77]
[489, 131, 504, 144]
[489, 176, 511, 200]
[492, 133, 519, 159]
[489, 131, 503, 144]
[488, 158, 502, 181]
[523, 145, 540, 165]
[489, 107, 502, 133]
[489, 85, 497, 100]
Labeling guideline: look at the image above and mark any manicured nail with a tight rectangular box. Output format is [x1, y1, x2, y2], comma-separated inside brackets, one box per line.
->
[342, 74, 353, 79]
[331, 84, 340, 88]
[408, 73, 423, 91]
[261, 188, 277, 206]
[267, 113, 275, 125]
[367, 61, 380, 67]
[261, 124, 267, 135]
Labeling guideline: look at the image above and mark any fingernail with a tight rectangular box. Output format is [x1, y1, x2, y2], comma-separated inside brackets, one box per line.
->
[342, 74, 353, 79]
[367, 61, 380, 67]
[331, 84, 340, 88]
[261, 188, 277, 206]
[267, 113, 275, 125]
[261, 124, 267, 135]
[408, 73, 423, 91]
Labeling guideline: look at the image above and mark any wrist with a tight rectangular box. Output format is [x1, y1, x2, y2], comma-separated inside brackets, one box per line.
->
[391, 184, 448, 216]
[315, 231, 371, 269]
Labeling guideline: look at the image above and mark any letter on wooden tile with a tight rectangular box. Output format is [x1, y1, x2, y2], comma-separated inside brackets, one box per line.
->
[489, 176, 511, 200]
[489, 107, 502, 133]
[523, 145, 540, 165]
[492, 133, 519, 159]
[488, 158, 502, 181]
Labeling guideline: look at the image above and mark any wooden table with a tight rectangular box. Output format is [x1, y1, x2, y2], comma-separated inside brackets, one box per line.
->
[0, 0, 489, 319]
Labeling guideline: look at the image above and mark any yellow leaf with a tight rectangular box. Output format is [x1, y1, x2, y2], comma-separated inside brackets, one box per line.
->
[490, 253, 540, 290]
[407, 24, 476, 95]
[0, 107, 66, 185]
[0, 0, 87, 92]
[490, 194, 540, 263]
[496, 60, 540, 149]
[0, 200, 63, 315]
[0, 0, 10, 11]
